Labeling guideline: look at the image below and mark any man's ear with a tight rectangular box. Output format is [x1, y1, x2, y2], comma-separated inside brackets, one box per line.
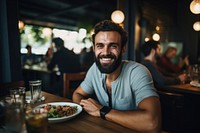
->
[151, 49, 156, 55]
[122, 45, 127, 56]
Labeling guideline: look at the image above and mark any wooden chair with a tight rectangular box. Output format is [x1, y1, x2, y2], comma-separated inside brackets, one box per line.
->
[0, 80, 25, 97]
[63, 72, 86, 98]
[157, 90, 184, 133]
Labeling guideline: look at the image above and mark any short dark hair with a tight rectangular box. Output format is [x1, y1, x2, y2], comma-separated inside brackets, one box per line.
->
[92, 20, 128, 47]
[26, 44, 31, 49]
[141, 40, 160, 56]
[52, 37, 64, 48]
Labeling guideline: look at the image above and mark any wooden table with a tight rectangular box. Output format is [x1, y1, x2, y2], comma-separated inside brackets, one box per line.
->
[157, 83, 200, 95]
[34, 92, 136, 133]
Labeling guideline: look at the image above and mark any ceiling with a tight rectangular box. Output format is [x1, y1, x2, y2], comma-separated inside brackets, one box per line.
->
[18, 0, 178, 32]
[18, 0, 117, 31]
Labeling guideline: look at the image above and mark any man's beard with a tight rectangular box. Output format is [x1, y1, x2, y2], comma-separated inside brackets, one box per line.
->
[155, 53, 160, 61]
[95, 52, 122, 74]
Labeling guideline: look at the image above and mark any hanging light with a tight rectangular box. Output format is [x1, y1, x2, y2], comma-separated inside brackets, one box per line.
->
[111, 10, 125, 24]
[155, 26, 160, 31]
[111, 0, 125, 24]
[152, 33, 160, 41]
[193, 21, 200, 31]
[190, 0, 200, 14]
[18, 20, 24, 30]
[145, 37, 150, 42]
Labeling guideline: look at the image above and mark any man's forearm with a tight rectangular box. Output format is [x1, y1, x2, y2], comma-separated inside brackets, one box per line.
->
[103, 97, 161, 133]
[72, 93, 83, 104]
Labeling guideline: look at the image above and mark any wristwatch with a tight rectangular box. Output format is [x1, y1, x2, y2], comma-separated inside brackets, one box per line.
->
[100, 106, 111, 119]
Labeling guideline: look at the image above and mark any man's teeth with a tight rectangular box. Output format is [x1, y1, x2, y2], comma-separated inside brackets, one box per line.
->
[101, 58, 112, 63]
[102, 58, 111, 60]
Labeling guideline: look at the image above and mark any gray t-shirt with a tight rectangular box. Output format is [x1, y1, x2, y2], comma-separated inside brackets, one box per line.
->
[80, 61, 158, 110]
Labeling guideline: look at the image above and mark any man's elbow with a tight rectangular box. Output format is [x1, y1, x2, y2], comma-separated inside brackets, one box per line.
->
[145, 116, 161, 133]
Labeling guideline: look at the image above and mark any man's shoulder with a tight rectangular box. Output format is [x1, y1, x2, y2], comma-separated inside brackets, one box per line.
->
[56, 48, 73, 56]
[63, 48, 79, 56]
[88, 63, 98, 72]
[123, 60, 143, 68]
[141, 60, 153, 66]
[122, 60, 149, 75]
[28, 54, 37, 59]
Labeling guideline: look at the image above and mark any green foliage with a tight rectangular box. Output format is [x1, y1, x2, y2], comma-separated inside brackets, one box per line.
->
[20, 25, 51, 47]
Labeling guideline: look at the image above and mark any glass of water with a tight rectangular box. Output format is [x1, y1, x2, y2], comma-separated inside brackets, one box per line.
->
[29, 80, 42, 103]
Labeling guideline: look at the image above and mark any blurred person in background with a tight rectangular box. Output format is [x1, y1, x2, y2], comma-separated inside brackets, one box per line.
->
[79, 47, 94, 71]
[157, 46, 189, 74]
[141, 40, 187, 86]
[43, 46, 53, 64]
[47, 37, 81, 96]
[21, 44, 38, 66]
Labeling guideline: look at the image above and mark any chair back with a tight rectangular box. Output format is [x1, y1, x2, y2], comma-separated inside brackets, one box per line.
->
[0, 80, 25, 97]
[157, 90, 184, 133]
[63, 72, 86, 98]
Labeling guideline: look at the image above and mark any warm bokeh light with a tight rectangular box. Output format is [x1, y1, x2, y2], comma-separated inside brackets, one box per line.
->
[190, 0, 200, 14]
[111, 10, 125, 24]
[152, 33, 160, 41]
[18, 20, 24, 30]
[193, 21, 200, 31]
[90, 29, 94, 36]
[156, 26, 160, 31]
[145, 37, 150, 42]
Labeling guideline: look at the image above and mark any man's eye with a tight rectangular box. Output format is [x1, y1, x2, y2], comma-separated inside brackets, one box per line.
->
[96, 45, 103, 48]
[110, 45, 117, 49]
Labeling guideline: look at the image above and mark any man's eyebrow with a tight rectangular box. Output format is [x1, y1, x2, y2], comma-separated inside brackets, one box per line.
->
[95, 42, 120, 46]
[95, 42, 103, 45]
[110, 42, 119, 45]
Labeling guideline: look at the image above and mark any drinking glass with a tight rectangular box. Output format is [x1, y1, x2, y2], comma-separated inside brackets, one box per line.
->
[25, 108, 48, 133]
[29, 80, 42, 103]
[4, 97, 26, 133]
[10, 87, 26, 105]
[190, 64, 200, 83]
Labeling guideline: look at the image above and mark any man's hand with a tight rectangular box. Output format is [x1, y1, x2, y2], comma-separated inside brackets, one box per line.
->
[80, 98, 103, 117]
[178, 73, 187, 82]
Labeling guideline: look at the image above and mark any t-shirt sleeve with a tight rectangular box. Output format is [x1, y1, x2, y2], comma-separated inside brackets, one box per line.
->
[131, 64, 158, 106]
[80, 64, 95, 94]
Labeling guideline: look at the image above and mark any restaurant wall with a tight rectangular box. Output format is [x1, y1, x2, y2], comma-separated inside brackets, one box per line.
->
[120, 0, 143, 61]
[121, 0, 137, 61]
[134, 0, 200, 64]
[176, 0, 200, 64]
[0, 0, 23, 83]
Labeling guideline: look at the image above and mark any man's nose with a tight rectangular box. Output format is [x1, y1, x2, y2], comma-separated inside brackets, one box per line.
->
[103, 46, 111, 55]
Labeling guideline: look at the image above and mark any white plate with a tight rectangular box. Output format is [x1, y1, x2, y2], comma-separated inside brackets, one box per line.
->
[190, 81, 200, 88]
[26, 95, 46, 103]
[34, 102, 82, 123]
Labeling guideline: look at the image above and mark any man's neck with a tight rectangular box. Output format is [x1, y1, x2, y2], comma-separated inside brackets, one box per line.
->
[106, 63, 123, 82]
[144, 55, 156, 63]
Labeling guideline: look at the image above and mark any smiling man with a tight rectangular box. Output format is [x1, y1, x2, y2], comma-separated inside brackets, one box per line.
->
[72, 20, 161, 133]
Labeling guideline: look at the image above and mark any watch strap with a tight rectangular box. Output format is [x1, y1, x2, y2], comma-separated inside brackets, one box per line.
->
[100, 106, 111, 119]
